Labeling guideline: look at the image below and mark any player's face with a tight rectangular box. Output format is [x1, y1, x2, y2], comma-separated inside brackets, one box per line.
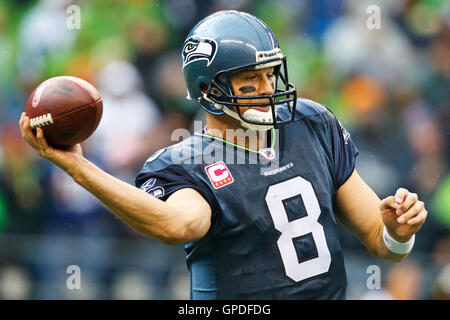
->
[230, 67, 276, 113]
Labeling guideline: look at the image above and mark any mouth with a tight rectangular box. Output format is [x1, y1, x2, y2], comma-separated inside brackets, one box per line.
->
[252, 105, 270, 112]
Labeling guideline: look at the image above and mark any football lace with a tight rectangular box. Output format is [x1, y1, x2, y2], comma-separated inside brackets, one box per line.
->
[29, 113, 54, 129]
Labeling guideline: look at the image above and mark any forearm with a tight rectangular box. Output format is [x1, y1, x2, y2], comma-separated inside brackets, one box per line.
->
[337, 213, 408, 262]
[68, 157, 186, 243]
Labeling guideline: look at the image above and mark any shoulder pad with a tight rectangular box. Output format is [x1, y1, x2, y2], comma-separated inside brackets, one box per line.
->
[276, 98, 330, 122]
[294, 98, 329, 118]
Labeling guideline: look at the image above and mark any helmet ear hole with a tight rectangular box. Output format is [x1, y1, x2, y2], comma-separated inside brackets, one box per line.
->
[200, 82, 208, 93]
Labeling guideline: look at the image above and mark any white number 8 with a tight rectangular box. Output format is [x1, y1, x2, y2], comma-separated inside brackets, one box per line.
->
[265, 176, 331, 282]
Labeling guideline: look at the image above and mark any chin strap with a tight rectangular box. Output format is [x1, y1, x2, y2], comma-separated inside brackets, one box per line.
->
[203, 93, 274, 131]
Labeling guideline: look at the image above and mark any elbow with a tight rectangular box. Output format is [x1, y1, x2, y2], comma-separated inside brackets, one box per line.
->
[154, 225, 191, 246]
[159, 214, 210, 245]
[140, 208, 209, 245]
[158, 222, 207, 246]
[131, 222, 187, 245]
[159, 234, 186, 246]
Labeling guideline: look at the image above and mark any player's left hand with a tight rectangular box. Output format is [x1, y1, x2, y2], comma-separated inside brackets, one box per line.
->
[380, 188, 427, 243]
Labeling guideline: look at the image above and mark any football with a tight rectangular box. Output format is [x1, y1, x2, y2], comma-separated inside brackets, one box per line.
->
[25, 76, 103, 148]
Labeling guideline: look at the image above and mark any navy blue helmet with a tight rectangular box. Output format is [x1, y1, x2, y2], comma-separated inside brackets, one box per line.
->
[182, 10, 297, 129]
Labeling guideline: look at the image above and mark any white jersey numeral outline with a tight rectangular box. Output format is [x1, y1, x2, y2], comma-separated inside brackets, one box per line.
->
[265, 176, 331, 282]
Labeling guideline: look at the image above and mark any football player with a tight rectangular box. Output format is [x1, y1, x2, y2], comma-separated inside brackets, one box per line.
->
[19, 10, 427, 299]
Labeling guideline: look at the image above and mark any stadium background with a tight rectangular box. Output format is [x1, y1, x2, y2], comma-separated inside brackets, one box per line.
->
[0, 0, 448, 299]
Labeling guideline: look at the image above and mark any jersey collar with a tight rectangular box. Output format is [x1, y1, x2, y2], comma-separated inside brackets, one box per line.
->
[194, 126, 277, 160]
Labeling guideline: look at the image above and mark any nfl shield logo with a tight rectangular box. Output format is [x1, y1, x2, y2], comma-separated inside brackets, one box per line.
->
[259, 148, 276, 160]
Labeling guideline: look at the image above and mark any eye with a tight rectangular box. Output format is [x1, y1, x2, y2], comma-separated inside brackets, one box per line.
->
[184, 42, 197, 53]
[245, 75, 256, 80]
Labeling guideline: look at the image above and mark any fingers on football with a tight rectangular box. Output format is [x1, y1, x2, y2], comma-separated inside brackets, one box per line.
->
[36, 127, 49, 148]
[35, 128, 48, 156]
[19, 114, 38, 146]
[19, 112, 25, 126]
[20, 114, 48, 151]
[397, 200, 425, 224]
[19, 112, 26, 134]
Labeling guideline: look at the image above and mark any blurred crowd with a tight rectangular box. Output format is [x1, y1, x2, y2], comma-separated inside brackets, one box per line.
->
[0, 0, 448, 299]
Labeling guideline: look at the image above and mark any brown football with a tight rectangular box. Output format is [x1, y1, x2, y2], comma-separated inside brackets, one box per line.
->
[25, 76, 103, 148]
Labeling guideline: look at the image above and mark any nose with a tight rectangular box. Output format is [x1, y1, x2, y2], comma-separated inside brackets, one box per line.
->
[259, 75, 275, 96]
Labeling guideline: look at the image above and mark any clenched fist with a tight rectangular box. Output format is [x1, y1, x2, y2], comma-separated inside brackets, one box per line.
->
[380, 188, 427, 243]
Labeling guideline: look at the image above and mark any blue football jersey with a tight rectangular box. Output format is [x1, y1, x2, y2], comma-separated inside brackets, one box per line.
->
[135, 98, 358, 299]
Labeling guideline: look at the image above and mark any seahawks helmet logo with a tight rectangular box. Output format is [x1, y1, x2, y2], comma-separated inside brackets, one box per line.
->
[182, 36, 217, 68]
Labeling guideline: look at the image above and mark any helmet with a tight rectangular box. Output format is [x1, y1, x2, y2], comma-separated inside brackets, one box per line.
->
[182, 10, 297, 130]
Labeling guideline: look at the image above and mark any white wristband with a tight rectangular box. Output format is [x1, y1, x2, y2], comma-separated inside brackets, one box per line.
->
[383, 226, 415, 254]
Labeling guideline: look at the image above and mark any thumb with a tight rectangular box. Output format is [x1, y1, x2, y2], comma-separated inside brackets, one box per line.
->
[380, 196, 396, 211]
